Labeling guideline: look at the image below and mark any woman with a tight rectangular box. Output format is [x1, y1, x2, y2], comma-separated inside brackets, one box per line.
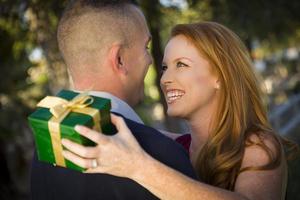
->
[62, 22, 297, 200]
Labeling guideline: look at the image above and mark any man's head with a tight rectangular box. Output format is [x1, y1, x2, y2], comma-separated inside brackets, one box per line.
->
[57, 0, 152, 106]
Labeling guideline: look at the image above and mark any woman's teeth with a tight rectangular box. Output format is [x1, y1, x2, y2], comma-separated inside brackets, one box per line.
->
[166, 90, 185, 103]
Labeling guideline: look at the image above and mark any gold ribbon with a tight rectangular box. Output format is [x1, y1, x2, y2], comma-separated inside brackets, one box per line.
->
[37, 92, 101, 167]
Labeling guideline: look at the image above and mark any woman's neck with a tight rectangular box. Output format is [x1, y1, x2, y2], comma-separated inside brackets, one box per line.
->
[188, 114, 211, 164]
[187, 103, 217, 164]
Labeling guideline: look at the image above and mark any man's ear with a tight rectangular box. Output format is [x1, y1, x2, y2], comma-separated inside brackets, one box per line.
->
[108, 44, 128, 75]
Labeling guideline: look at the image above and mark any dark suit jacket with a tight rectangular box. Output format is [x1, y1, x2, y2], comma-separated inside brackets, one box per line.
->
[30, 116, 196, 199]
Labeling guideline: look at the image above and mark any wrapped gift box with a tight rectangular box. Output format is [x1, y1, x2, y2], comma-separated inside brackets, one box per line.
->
[28, 89, 116, 172]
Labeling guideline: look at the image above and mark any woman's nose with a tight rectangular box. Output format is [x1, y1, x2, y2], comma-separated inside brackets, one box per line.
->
[160, 69, 173, 86]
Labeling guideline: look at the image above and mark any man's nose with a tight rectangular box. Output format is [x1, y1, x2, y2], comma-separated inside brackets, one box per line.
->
[149, 55, 153, 66]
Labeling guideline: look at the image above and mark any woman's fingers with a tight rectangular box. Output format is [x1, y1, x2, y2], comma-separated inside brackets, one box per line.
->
[62, 150, 98, 169]
[61, 114, 144, 178]
[111, 114, 142, 147]
[85, 167, 105, 174]
[74, 125, 109, 145]
[61, 139, 98, 158]
[110, 114, 130, 132]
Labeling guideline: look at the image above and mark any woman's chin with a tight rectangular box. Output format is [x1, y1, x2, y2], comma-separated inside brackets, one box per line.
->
[167, 108, 184, 118]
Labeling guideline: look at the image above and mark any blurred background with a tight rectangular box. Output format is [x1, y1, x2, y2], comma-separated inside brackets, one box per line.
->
[0, 0, 300, 199]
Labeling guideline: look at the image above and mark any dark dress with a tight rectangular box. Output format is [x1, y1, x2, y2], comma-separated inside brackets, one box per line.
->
[30, 116, 196, 200]
[175, 134, 191, 153]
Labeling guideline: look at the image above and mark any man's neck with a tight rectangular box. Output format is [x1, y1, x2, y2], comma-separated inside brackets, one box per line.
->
[72, 89, 144, 124]
[72, 77, 130, 106]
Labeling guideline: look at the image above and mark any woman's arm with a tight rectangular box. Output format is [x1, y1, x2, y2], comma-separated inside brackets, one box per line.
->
[131, 153, 249, 200]
[132, 140, 286, 200]
[61, 114, 286, 200]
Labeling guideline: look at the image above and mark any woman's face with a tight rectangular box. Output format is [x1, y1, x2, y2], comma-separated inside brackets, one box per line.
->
[160, 35, 220, 119]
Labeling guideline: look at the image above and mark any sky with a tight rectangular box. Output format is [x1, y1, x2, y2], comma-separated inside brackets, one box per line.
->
[159, 0, 188, 9]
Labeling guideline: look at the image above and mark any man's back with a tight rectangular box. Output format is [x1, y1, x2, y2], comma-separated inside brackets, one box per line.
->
[31, 116, 196, 200]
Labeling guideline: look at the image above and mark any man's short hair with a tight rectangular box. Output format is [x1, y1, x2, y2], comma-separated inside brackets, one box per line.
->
[57, 0, 142, 70]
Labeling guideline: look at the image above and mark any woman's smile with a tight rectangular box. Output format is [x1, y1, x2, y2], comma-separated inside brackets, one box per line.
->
[165, 89, 185, 104]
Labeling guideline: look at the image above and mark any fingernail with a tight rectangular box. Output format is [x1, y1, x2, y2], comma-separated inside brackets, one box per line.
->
[61, 139, 66, 145]
[74, 125, 82, 132]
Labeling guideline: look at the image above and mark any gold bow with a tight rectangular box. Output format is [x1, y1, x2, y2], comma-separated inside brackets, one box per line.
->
[37, 92, 101, 167]
[37, 92, 94, 119]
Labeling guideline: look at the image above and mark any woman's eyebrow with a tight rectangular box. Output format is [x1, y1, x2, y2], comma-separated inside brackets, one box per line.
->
[174, 57, 194, 63]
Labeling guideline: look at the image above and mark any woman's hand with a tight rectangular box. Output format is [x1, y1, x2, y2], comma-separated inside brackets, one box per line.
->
[61, 114, 148, 178]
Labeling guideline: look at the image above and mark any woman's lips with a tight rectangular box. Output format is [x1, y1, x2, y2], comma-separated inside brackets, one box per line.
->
[165, 89, 185, 104]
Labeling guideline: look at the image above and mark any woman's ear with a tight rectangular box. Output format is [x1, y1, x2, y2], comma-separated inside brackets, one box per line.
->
[215, 79, 221, 90]
[108, 44, 128, 75]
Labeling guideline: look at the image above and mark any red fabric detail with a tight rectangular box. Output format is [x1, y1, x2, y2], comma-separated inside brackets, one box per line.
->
[175, 134, 191, 152]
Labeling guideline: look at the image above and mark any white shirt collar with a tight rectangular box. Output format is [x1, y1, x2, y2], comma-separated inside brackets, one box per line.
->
[83, 91, 144, 124]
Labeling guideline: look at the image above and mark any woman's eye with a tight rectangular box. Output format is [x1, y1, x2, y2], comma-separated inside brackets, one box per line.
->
[161, 65, 168, 72]
[176, 61, 188, 68]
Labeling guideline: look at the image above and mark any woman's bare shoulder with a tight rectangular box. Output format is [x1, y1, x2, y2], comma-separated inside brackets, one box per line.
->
[235, 132, 287, 200]
[242, 133, 281, 168]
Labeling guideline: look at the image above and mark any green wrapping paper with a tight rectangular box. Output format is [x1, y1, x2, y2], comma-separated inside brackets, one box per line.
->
[28, 90, 115, 172]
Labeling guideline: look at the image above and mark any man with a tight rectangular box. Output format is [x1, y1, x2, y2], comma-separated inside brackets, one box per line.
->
[31, 0, 196, 199]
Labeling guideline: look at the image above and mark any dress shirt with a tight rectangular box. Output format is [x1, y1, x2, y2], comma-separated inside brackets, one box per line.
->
[86, 91, 144, 124]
